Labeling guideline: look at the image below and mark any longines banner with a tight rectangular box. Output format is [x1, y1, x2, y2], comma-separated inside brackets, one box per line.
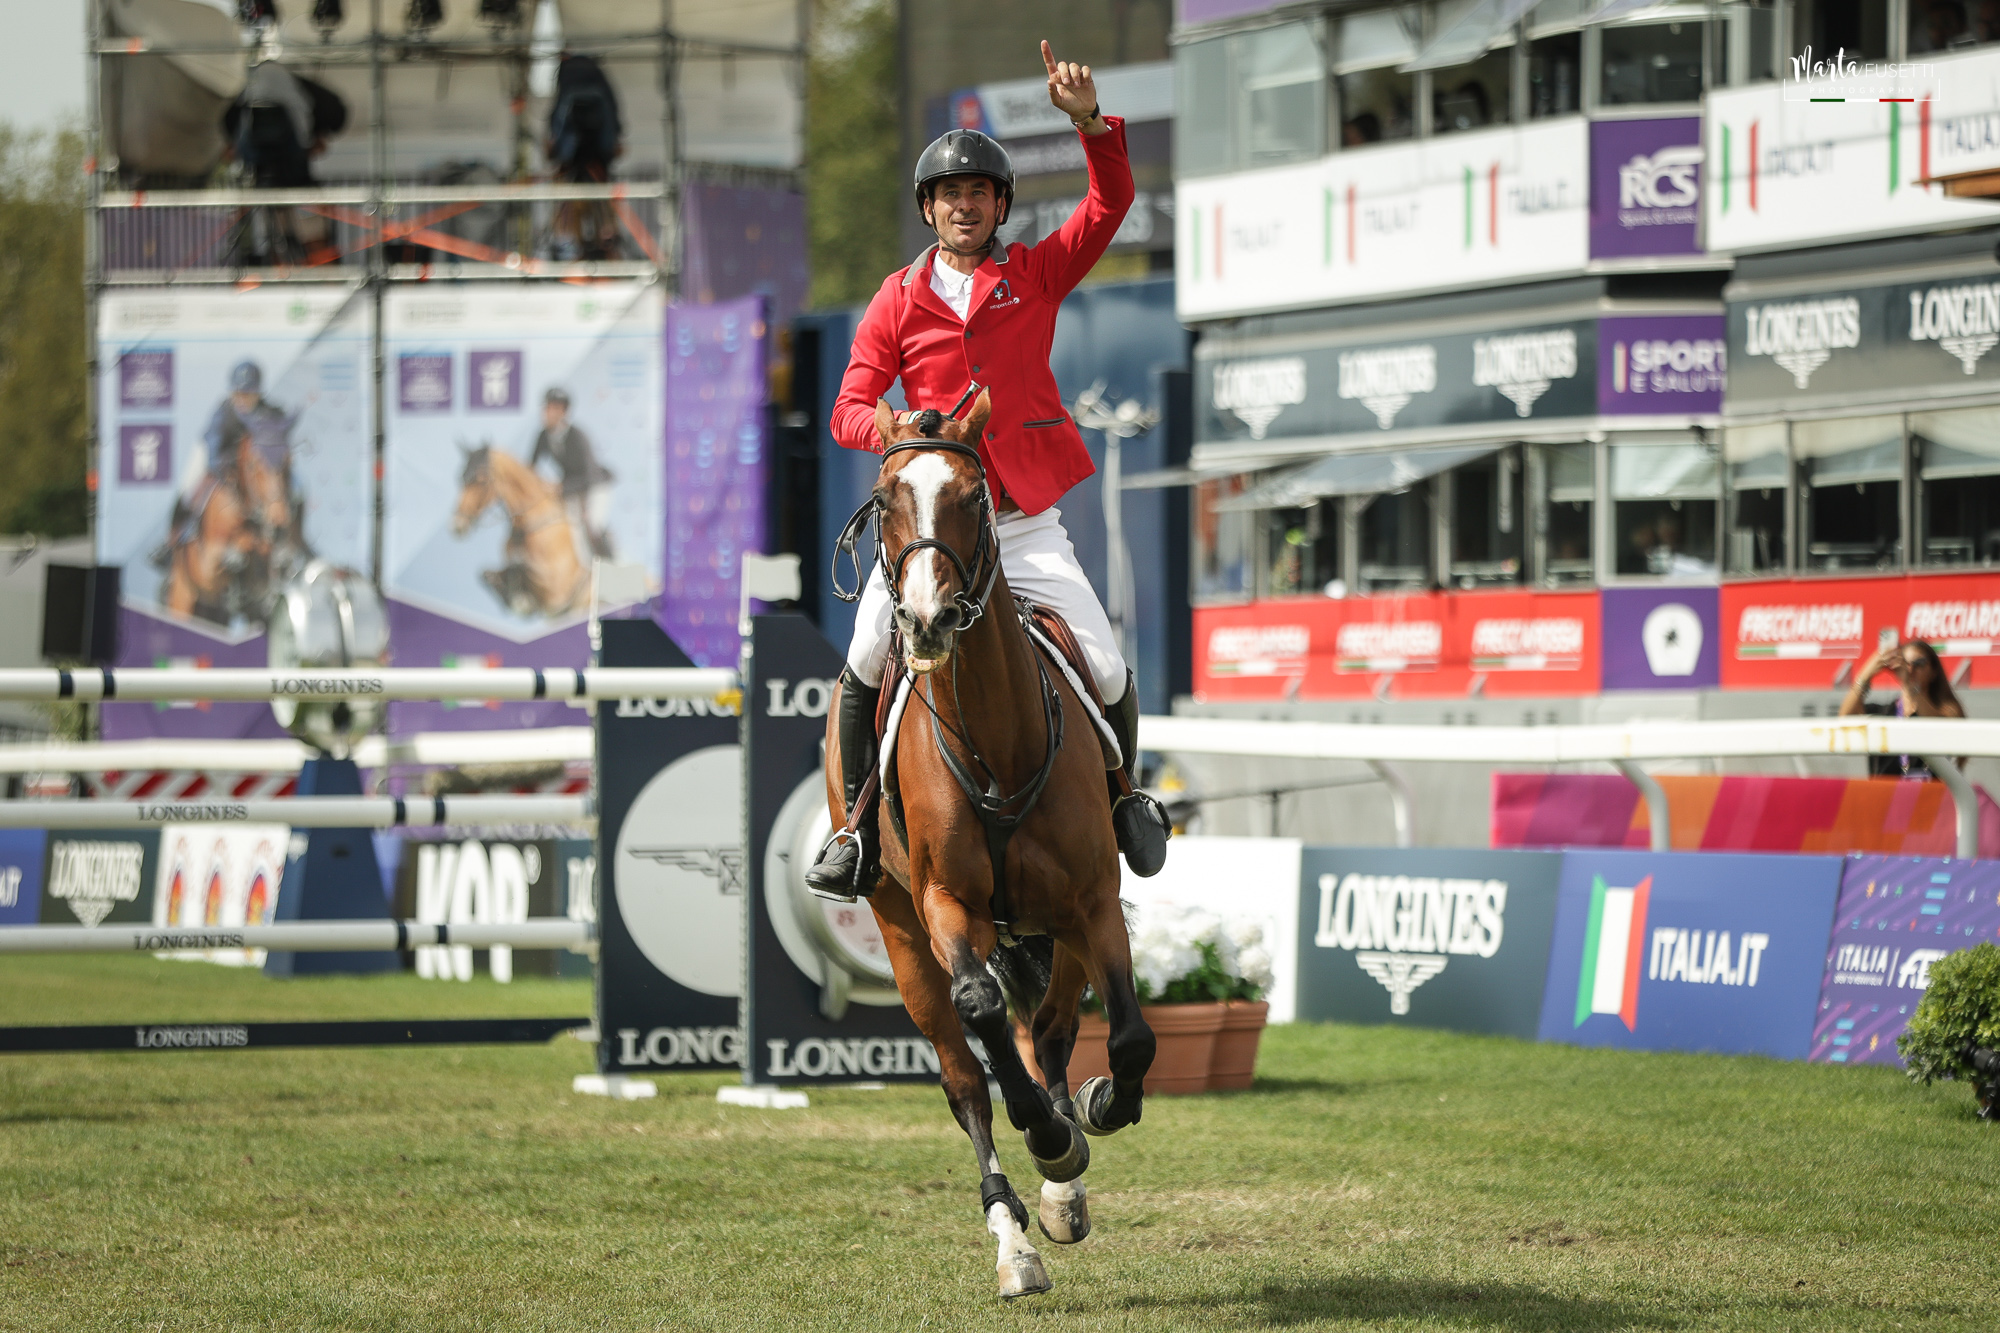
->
[594, 618, 743, 1074]
[37, 832, 161, 929]
[1810, 856, 2000, 1066]
[1196, 320, 1597, 448]
[1725, 268, 2000, 416]
[1176, 117, 1589, 320]
[1295, 848, 1562, 1039]
[1536, 850, 1842, 1060]
[96, 287, 373, 741]
[1705, 45, 2000, 254]
[382, 282, 664, 735]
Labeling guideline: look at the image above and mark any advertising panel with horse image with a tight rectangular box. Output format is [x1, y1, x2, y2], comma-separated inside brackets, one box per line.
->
[381, 282, 664, 734]
[95, 287, 373, 740]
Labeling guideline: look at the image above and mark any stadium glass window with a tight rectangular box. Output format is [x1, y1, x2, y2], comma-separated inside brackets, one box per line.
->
[1174, 20, 1329, 178]
[1611, 437, 1719, 577]
[1527, 31, 1582, 116]
[1336, 7, 1418, 144]
[1910, 0, 1998, 53]
[1718, 1, 1779, 83]
[1599, 21, 1707, 105]
[1194, 477, 1255, 602]
[1260, 501, 1342, 596]
[1530, 442, 1594, 586]
[1794, 415, 1904, 572]
[1431, 49, 1514, 133]
[1358, 485, 1435, 591]
[1447, 448, 1525, 586]
[1725, 423, 1789, 573]
[1799, 0, 1890, 58]
[1913, 407, 2000, 567]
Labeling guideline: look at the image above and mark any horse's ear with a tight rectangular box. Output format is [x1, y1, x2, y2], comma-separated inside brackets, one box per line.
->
[873, 399, 898, 450]
[957, 389, 992, 442]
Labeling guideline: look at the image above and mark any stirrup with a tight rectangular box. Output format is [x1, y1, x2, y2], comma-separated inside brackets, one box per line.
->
[804, 829, 870, 903]
[1112, 790, 1171, 878]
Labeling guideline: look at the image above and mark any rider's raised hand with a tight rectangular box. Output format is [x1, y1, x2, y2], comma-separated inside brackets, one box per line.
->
[1042, 40, 1104, 130]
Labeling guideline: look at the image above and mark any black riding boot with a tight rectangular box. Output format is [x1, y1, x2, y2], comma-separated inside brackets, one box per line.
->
[1105, 672, 1170, 877]
[804, 668, 883, 902]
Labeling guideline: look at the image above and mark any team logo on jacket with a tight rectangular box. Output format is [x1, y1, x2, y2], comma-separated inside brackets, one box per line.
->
[988, 279, 1016, 307]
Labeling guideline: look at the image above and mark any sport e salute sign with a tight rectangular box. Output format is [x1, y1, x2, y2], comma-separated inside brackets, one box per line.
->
[1536, 851, 1842, 1060]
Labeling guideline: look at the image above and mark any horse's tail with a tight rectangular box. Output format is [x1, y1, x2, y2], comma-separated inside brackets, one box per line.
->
[989, 934, 1055, 1024]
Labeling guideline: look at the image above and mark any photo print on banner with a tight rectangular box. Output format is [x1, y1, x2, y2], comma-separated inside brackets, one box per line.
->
[382, 283, 664, 732]
[96, 288, 373, 740]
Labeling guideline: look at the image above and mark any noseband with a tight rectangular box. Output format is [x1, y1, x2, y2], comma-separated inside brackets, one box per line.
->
[832, 414, 1000, 634]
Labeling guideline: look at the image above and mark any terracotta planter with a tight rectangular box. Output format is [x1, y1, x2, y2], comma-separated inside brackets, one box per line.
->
[1013, 1002, 1228, 1096]
[1208, 1000, 1270, 1091]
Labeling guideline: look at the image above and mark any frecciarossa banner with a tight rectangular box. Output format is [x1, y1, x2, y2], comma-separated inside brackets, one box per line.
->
[1721, 574, 2000, 691]
[1196, 590, 1600, 700]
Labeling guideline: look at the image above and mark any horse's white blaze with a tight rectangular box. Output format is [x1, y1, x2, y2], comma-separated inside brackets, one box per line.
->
[897, 454, 954, 621]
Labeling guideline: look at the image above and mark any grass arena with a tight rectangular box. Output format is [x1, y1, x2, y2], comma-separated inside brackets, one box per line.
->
[3, 954, 1997, 1331]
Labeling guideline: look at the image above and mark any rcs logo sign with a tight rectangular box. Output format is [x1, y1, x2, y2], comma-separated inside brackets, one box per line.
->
[764, 678, 834, 718]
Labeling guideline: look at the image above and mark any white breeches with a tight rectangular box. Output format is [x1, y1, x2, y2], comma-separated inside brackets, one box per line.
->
[847, 505, 1128, 704]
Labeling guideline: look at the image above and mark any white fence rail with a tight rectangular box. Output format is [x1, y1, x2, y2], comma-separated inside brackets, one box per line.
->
[0, 728, 597, 775]
[0, 667, 736, 704]
[0, 919, 591, 956]
[0, 794, 591, 830]
[1141, 715, 1997, 858]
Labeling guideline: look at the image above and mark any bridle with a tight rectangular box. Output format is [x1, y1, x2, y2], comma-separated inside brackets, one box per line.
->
[832, 404, 1000, 638]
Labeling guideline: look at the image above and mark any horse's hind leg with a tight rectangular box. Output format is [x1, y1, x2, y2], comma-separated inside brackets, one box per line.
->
[1028, 944, 1092, 1244]
[1072, 896, 1156, 1139]
[872, 886, 1051, 1300]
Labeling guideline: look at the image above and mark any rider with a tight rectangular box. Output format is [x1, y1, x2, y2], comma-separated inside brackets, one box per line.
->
[155, 359, 301, 569]
[530, 386, 617, 560]
[804, 40, 1169, 898]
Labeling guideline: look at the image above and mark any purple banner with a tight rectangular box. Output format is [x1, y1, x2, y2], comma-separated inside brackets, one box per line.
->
[118, 423, 173, 486]
[1600, 585, 1720, 690]
[102, 608, 290, 741]
[659, 296, 769, 668]
[398, 353, 453, 413]
[681, 185, 809, 332]
[1597, 315, 1726, 416]
[1810, 856, 2000, 1065]
[119, 350, 173, 409]
[466, 349, 522, 412]
[384, 602, 597, 736]
[1589, 118, 1703, 260]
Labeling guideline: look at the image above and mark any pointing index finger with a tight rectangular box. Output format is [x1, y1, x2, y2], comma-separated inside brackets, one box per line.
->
[1042, 39, 1057, 75]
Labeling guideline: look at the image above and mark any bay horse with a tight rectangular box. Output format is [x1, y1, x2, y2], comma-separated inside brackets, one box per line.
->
[451, 445, 590, 618]
[825, 394, 1155, 1301]
[161, 445, 294, 626]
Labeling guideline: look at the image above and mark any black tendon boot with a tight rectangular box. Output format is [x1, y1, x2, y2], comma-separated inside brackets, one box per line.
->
[804, 669, 883, 902]
[1106, 672, 1170, 877]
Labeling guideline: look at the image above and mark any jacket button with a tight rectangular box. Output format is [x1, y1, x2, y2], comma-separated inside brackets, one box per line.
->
[972, 365, 981, 373]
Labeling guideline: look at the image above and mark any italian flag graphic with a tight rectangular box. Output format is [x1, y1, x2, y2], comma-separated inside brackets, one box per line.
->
[1573, 874, 1651, 1030]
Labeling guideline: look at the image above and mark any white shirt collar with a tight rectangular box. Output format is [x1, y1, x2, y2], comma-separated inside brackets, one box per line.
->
[930, 250, 976, 321]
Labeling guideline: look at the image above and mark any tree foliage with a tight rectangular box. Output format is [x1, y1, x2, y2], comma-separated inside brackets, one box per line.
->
[1898, 941, 2000, 1086]
[0, 125, 87, 537]
[807, 0, 903, 312]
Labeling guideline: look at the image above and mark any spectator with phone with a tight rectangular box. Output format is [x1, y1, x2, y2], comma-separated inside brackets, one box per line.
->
[1839, 639, 1966, 777]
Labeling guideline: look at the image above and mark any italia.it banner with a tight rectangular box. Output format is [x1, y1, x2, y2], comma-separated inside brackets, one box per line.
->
[96, 287, 373, 740]
[381, 282, 664, 734]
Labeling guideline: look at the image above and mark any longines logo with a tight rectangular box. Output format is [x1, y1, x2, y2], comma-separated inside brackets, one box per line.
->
[1315, 872, 1508, 1014]
[613, 695, 740, 718]
[764, 1036, 942, 1077]
[1338, 344, 1437, 430]
[1212, 357, 1306, 440]
[48, 840, 145, 927]
[268, 675, 386, 696]
[1907, 281, 2000, 375]
[1472, 329, 1578, 418]
[1743, 298, 1861, 389]
[133, 803, 250, 823]
[615, 1025, 744, 1067]
[764, 678, 833, 718]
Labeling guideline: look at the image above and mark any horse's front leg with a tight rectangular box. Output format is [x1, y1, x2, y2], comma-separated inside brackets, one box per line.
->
[873, 883, 1050, 1300]
[1026, 942, 1092, 1244]
[1072, 897, 1156, 1139]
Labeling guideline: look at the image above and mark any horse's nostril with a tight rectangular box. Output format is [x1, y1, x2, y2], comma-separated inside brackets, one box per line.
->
[934, 607, 962, 633]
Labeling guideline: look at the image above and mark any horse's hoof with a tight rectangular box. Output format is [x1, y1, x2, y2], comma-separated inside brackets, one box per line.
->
[1073, 1077, 1117, 1137]
[1025, 1114, 1088, 1183]
[997, 1252, 1052, 1300]
[1038, 1178, 1091, 1245]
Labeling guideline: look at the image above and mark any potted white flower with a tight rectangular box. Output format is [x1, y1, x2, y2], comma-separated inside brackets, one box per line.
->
[1016, 901, 1275, 1095]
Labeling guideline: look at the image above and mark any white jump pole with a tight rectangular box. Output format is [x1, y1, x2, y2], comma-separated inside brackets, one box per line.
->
[0, 666, 738, 704]
[0, 919, 593, 955]
[0, 794, 592, 830]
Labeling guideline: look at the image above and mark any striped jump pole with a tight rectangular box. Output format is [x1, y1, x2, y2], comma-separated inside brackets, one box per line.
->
[0, 793, 593, 830]
[0, 666, 738, 704]
[0, 919, 593, 955]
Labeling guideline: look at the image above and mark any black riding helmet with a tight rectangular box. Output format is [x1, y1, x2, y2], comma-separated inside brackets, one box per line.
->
[913, 129, 1015, 225]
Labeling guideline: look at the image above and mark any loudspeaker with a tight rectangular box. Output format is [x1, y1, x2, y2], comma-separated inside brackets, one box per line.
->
[40, 565, 121, 665]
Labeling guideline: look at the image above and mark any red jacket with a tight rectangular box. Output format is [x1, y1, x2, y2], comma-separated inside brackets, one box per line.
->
[830, 117, 1135, 515]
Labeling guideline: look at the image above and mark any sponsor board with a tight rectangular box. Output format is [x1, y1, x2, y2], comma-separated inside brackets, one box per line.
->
[1597, 315, 1726, 416]
[1590, 118, 1704, 260]
[1720, 575, 2000, 691]
[1600, 586, 1721, 690]
[1177, 118, 1588, 319]
[1296, 848, 1562, 1038]
[1537, 851, 1842, 1059]
[594, 618, 743, 1072]
[0, 830, 46, 926]
[38, 832, 160, 928]
[1810, 856, 2000, 1065]
[153, 824, 287, 966]
[1193, 590, 1600, 701]
[392, 834, 592, 982]
[741, 615, 935, 1085]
